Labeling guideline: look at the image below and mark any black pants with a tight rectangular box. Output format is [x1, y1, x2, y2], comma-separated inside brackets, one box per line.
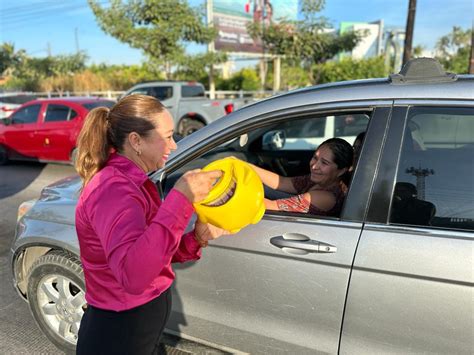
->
[77, 288, 171, 355]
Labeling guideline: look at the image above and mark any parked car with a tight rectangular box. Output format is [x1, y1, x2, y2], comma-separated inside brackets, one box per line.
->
[0, 92, 37, 120]
[123, 81, 251, 136]
[10, 59, 473, 354]
[0, 97, 115, 164]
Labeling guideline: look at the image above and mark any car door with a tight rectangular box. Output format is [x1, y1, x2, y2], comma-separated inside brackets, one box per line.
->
[3, 103, 42, 159]
[35, 103, 79, 161]
[340, 104, 474, 354]
[156, 105, 390, 353]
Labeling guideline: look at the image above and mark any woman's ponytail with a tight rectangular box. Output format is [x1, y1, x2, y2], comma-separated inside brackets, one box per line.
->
[75, 107, 111, 187]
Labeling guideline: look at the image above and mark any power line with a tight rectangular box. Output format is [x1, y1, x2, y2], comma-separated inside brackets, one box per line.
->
[1, 1, 109, 26]
[2, 5, 90, 25]
[1, 1, 60, 14]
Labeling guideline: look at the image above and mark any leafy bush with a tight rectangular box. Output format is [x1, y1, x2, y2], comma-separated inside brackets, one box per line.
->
[313, 56, 387, 84]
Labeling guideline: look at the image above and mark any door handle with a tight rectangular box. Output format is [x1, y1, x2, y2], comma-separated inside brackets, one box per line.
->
[270, 233, 337, 255]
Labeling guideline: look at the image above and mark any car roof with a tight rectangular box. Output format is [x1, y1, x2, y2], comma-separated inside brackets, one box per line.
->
[172, 73, 473, 159]
[27, 97, 115, 105]
[131, 81, 202, 87]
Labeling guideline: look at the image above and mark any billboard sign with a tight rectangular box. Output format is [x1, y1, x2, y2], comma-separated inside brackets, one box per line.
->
[213, 0, 297, 54]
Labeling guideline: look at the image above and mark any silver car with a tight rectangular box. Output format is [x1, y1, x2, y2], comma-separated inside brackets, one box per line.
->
[10, 59, 474, 354]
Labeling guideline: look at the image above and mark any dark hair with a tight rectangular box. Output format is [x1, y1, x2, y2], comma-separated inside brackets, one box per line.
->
[355, 131, 366, 144]
[318, 138, 353, 170]
[75, 94, 164, 186]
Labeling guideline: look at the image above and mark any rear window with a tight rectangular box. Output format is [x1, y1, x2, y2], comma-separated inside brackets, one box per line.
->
[45, 104, 77, 122]
[0, 94, 37, 105]
[129, 86, 173, 101]
[82, 101, 115, 110]
[181, 85, 205, 98]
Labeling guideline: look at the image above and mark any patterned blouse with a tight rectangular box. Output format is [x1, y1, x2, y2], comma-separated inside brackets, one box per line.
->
[275, 175, 345, 217]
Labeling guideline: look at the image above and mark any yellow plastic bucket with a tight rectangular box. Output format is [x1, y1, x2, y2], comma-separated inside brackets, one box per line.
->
[194, 158, 265, 233]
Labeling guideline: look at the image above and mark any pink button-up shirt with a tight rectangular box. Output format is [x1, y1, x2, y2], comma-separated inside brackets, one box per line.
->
[75, 153, 201, 311]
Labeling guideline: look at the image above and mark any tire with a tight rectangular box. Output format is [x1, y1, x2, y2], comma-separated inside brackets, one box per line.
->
[26, 251, 85, 354]
[0, 144, 8, 165]
[178, 117, 205, 137]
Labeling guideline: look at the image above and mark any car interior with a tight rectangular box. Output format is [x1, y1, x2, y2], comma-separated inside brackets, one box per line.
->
[162, 112, 370, 219]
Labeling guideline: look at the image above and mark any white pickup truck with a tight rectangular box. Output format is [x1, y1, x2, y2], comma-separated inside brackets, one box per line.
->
[123, 81, 250, 136]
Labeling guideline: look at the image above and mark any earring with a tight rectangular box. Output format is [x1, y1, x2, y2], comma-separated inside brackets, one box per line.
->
[136, 150, 141, 156]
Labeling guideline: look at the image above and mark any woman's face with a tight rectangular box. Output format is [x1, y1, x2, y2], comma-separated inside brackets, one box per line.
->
[139, 110, 177, 172]
[309, 145, 346, 187]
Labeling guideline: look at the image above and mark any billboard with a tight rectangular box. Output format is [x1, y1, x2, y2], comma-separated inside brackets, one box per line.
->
[213, 0, 298, 54]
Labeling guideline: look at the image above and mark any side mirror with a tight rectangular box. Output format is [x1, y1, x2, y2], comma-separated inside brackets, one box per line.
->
[262, 130, 286, 150]
[1, 118, 11, 125]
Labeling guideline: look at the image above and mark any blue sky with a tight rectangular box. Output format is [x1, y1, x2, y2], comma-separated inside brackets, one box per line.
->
[0, 0, 472, 66]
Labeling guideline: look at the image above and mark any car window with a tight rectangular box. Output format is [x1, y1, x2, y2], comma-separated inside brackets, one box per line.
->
[10, 104, 41, 124]
[181, 85, 205, 98]
[44, 104, 76, 122]
[130, 86, 173, 101]
[265, 114, 369, 151]
[390, 106, 474, 231]
[163, 111, 371, 218]
[82, 101, 115, 110]
[334, 114, 369, 137]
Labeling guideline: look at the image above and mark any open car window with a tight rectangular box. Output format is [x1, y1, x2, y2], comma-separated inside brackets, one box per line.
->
[162, 111, 370, 219]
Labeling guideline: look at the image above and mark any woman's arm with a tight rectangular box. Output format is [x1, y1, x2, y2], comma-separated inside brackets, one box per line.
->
[86, 181, 196, 295]
[264, 198, 279, 210]
[247, 162, 297, 194]
[265, 190, 336, 213]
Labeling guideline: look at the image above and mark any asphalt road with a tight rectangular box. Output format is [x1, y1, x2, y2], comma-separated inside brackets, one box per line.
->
[0, 161, 76, 354]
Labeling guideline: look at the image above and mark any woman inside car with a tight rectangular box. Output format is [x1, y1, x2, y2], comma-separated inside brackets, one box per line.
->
[248, 138, 353, 217]
[74, 94, 229, 354]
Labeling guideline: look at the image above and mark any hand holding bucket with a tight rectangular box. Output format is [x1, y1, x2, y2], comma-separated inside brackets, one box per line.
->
[193, 157, 265, 233]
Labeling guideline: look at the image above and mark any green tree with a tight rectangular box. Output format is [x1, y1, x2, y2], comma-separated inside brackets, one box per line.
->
[173, 52, 227, 81]
[435, 26, 472, 74]
[247, 0, 364, 83]
[0, 42, 27, 77]
[313, 56, 387, 84]
[2, 50, 89, 91]
[89, 62, 161, 90]
[88, 0, 223, 79]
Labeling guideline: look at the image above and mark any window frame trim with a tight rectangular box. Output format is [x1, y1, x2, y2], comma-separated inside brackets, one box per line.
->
[367, 100, 474, 231]
[44, 104, 73, 123]
[152, 100, 390, 223]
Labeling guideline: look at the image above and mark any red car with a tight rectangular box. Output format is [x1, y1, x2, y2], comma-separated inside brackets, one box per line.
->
[0, 97, 115, 164]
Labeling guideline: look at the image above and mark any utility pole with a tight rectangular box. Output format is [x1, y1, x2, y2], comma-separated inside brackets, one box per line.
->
[406, 165, 434, 200]
[403, 0, 417, 67]
[47, 42, 52, 57]
[469, 23, 474, 74]
[75, 27, 80, 53]
[207, 0, 216, 99]
[273, 56, 280, 93]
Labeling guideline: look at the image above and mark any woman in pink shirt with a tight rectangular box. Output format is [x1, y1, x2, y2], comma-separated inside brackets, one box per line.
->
[74, 94, 228, 354]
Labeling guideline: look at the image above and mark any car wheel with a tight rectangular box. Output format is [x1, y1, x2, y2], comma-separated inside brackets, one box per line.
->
[26, 250, 85, 353]
[178, 118, 205, 137]
[0, 144, 8, 165]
